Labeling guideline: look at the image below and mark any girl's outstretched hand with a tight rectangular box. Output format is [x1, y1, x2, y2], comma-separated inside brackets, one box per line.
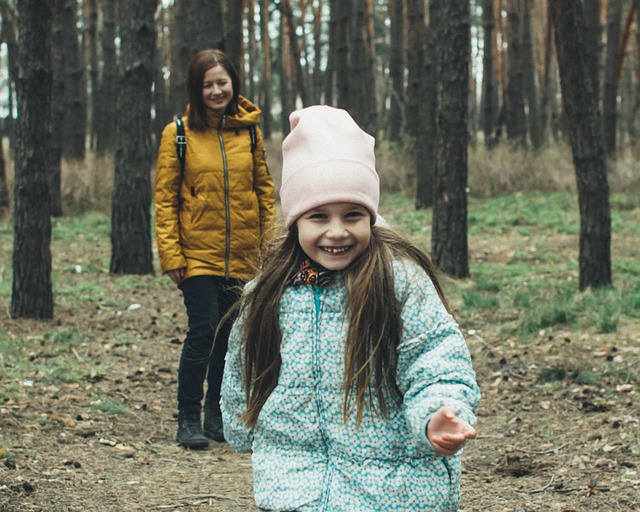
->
[426, 406, 476, 456]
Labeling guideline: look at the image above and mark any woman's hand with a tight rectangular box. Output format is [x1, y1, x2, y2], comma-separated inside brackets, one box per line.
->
[426, 406, 476, 456]
[166, 267, 186, 286]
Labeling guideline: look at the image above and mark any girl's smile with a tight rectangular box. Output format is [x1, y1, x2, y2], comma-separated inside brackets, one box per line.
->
[296, 202, 371, 271]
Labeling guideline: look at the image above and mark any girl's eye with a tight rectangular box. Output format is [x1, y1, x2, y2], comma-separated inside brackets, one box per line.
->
[308, 213, 327, 220]
[346, 210, 366, 219]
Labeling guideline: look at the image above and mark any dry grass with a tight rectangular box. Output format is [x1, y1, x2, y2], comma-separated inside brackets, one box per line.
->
[1, 138, 638, 216]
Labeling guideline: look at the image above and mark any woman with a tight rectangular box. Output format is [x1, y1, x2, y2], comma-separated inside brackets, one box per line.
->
[155, 49, 275, 449]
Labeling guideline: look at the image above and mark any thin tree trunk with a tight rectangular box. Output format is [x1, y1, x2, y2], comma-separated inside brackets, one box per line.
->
[12, 0, 54, 318]
[602, 0, 622, 159]
[110, 0, 155, 275]
[406, 0, 425, 140]
[259, 0, 272, 138]
[87, 0, 99, 151]
[550, 0, 612, 290]
[224, 0, 243, 70]
[522, 0, 544, 149]
[61, 0, 86, 160]
[350, 0, 377, 133]
[49, 0, 65, 217]
[387, 0, 404, 141]
[97, 0, 117, 153]
[431, 0, 470, 279]
[504, 0, 527, 147]
[481, 0, 496, 148]
[335, 0, 352, 111]
[282, 0, 309, 106]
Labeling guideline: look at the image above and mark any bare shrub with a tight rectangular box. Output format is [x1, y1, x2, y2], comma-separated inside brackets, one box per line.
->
[61, 153, 114, 214]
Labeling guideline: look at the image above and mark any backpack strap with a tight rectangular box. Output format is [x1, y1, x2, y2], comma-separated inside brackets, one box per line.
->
[249, 124, 257, 153]
[175, 118, 187, 176]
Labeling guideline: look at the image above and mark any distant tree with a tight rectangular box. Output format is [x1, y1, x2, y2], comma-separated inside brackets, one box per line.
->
[49, 0, 65, 217]
[415, 1, 437, 210]
[61, 0, 86, 160]
[86, 0, 99, 150]
[481, 0, 497, 148]
[335, 0, 353, 112]
[522, 0, 543, 149]
[602, 0, 622, 159]
[431, 0, 470, 279]
[279, 4, 296, 134]
[110, 0, 155, 275]
[96, 0, 117, 154]
[406, 0, 426, 139]
[281, 0, 310, 107]
[259, 0, 273, 138]
[169, 1, 190, 117]
[0, 1, 18, 149]
[350, 0, 376, 133]
[12, 0, 54, 319]
[550, 0, 612, 290]
[0, 136, 8, 214]
[387, 0, 404, 141]
[504, 0, 527, 147]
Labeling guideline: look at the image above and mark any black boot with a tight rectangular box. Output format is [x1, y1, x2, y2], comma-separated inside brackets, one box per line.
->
[203, 399, 225, 442]
[176, 410, 209, 450]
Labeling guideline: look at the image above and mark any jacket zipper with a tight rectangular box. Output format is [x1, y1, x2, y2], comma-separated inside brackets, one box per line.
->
[219, 116, 230, 278]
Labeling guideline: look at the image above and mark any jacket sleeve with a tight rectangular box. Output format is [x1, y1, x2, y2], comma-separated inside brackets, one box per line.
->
[221, 309, 254, 452]
[394, 261, 480, 453]
[252, 125, 277, 242]
[154, 121, 187, 273]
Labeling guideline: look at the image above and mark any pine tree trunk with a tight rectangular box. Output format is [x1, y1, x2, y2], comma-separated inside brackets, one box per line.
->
[49, 0, 65, 217]
[550, 0, 612, 290]
[12, 0, 54, 319]
[110, 0, 155, 275]
[387, 0, 404, 141]
[61, 0, 86, 160]
[481, 0, 496, 147]
[259, 0, 272, 138]
[602, 0, 622, 159]
[87, 0, 99, 151]
[97, 0, 117, 153]
[582, 0, 602, 101]
[504, 0, 527, 147]
[415, 3, 437, 210]
[350, 0, 377, 133]
[522, 0, 544, 149]
[170, 1, 190, 117]
[431, 0, 470, 279]
[335, 0, 352, 112]
[406, 0, 425, 139]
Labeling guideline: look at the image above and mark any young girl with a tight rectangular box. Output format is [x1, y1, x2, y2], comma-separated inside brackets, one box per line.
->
[221, 105, 480, 511]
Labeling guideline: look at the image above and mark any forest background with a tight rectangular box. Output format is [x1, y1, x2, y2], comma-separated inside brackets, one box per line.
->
[0, 0, 639, 511]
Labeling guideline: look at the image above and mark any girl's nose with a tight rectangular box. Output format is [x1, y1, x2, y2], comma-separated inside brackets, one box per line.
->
[326, 219, 347, 237]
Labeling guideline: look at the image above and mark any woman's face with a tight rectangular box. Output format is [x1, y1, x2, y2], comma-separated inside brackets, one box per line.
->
[202, 65, 233, 112]
[296, 202, 371, 271]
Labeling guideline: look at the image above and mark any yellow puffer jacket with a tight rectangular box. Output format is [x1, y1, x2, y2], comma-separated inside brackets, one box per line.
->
[155, 96, 276, 280]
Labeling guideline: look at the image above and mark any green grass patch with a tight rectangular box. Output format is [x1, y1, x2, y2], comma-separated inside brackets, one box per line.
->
[91, 397, 129, 415]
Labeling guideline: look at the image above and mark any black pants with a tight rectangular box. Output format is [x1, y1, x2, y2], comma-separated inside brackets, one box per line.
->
[177, 275, 242, 415]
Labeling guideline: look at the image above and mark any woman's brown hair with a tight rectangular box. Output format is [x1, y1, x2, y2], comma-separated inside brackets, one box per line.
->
[237, 225, 453, 427]
[185, 49, 240, 130]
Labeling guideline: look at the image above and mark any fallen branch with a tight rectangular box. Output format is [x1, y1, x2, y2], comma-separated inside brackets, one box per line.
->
[530, 475, 555, 494]
[513, 442, 570, 455]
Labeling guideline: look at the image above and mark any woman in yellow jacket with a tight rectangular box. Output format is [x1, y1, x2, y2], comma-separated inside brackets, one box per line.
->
[155, 49, 275, 449]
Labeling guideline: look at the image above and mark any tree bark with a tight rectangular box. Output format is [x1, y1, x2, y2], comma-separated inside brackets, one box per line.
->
[406, 0, 425, 139]
[49, 0, 65, 217]
[12, 0, 54, 318]
[259, 0, 272, 138]
[350, 0, 377, 133]
[97, 0, 117, 153]
[431, 0, 470, 279]
[61, 0, 86, 160]
[110, 0, 155, 275]
[224, 0, 243, 70]
[582, 0, 602, 102]
[602, 0, 622, 159]
[387, 0, 404, 141]
[550, 0, 612, 290]
[522, 0, 543, 149]
[504, 0, 527, 147]
[335, 0, 352, 111]
[481, 0, 496, 148]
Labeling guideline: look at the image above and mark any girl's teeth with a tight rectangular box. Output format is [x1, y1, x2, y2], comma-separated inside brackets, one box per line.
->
[324, 247, 347, 253]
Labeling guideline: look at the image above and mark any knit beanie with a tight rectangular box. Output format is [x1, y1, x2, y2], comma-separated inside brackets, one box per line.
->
[280, 105, 379, 229]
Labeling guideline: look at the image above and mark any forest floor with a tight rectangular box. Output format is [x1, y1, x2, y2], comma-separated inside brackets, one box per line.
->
[1, 195, 639, 512]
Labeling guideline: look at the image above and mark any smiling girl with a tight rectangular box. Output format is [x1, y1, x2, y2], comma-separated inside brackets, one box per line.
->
[221, 105, 480, 511]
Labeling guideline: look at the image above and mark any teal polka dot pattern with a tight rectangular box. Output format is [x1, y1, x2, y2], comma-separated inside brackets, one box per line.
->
[222, 259, 480, 511]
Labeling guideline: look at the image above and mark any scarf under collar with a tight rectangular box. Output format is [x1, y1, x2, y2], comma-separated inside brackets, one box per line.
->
[290, 259, 334, 286]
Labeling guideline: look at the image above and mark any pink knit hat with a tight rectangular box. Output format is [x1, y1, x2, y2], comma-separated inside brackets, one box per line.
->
[280, 105, 379, 229]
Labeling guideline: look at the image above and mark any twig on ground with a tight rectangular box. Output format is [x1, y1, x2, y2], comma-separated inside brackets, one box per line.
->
[513, 442, 570, 455]
[530, 475, 555, 494]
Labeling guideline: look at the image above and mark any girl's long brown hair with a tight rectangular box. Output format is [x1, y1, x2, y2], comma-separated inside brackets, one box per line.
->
[238, 225, 452, 427]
